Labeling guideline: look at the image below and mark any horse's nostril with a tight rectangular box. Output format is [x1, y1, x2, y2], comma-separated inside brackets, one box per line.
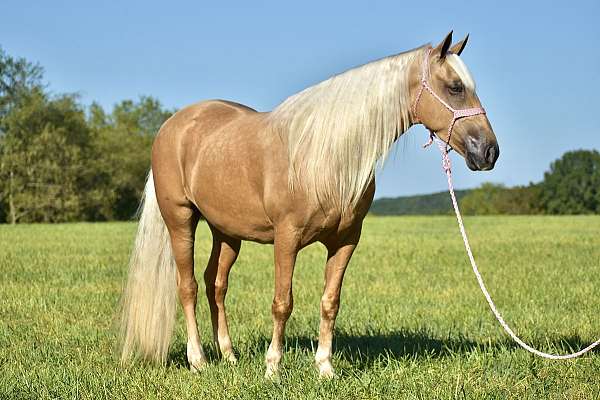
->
[485, 144, 498, 164]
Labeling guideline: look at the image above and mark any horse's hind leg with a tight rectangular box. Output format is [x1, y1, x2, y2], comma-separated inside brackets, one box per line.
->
[203, 227, 240, 363]
[161, 203, 207, 372]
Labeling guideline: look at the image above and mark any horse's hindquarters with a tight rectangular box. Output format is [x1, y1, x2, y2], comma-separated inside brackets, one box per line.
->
[152, 100, 278, 243]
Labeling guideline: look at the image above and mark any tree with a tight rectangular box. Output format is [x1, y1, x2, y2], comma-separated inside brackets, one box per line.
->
[460, 182, 542, 215]
[0, 89, 91, 223]
[539, 150, 600, 214]
[0, 47, 46, 223]
[0, 46, 44, 121]
[461, 183, 506, 215]
[84, 97, 172, 220]
[0, 47, 174, 223]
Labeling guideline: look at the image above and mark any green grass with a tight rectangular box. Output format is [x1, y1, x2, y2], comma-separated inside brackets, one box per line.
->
[1, 216, 600, 399]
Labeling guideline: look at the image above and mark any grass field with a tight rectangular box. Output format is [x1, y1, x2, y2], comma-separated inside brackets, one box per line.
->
[1, 216, 600, 399]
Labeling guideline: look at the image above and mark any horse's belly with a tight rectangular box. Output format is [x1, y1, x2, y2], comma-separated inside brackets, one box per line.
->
[197, 199, 275, 244]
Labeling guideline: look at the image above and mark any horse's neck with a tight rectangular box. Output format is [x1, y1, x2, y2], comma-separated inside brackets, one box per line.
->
[270, 47, 423, 212]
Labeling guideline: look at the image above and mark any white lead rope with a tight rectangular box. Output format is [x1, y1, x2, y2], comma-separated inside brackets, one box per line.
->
[433, 138, 600, 360]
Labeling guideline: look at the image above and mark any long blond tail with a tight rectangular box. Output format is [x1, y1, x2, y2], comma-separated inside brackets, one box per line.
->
[120, 171, 177, 364]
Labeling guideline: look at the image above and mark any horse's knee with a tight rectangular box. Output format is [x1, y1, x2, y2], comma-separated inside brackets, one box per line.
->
[320, 294, 339, 320]
[272, 296, 293, 321]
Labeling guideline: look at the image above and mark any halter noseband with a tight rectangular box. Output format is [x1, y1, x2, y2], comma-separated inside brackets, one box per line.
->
[413, 48, 486, 151]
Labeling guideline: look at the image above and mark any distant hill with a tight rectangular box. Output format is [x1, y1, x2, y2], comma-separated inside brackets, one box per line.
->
[370, 189, 471, 215]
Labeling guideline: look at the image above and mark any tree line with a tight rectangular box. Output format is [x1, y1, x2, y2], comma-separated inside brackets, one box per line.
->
[371, 149, 600, 216]
[1, 47, 599, 223]
[0, 47, 172, 223]
[460, 149, 600, 215]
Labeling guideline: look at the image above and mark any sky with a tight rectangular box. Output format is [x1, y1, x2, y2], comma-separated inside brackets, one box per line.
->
[2, 1, 599, 199]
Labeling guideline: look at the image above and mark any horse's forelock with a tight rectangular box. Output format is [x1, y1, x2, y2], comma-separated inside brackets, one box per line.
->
[446, 54, 476, 91]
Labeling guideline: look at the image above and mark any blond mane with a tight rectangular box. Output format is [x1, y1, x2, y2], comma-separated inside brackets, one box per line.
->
[269, 46, 425, 212]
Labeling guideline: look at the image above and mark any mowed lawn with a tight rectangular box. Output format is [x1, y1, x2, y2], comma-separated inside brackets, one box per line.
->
[1, 216, 599, 399]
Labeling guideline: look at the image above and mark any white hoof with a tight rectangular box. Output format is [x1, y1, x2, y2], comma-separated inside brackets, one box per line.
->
[189, 359, 208, 373]
[317, 361, 335, 379]
[224, 351, 238, 364]
[265, 344, 281, 379]
[264, 362, 279, 379]
[187, 341, 207, 373]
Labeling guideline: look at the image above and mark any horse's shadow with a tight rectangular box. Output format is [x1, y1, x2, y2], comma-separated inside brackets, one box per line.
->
[280, 329, 503, 369]
[168, 329, 594, 370]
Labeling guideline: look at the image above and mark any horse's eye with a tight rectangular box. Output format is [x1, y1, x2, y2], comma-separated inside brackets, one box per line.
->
[448, 83, 464, 95]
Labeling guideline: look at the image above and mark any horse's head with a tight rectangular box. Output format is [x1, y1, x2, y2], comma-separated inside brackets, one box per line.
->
[412, 31, 499, 171]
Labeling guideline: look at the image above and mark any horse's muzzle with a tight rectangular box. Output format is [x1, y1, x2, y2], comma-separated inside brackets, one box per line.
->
[465, 137, 499, 171]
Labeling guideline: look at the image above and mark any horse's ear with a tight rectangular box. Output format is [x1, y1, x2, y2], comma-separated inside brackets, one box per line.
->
[450, 34, 469, 56]
[434, 31, 453, 60]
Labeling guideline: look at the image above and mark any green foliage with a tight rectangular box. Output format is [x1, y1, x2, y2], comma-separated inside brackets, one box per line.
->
[460, 183, 542, 215]
[0, 45, 172, 223]
[0, 46, 44, 120]
[539, 149, 600, 214]
[84, 97, 171, 220]
[371, 184, 543, 216]
[1, 217, 600, 398]
[0, 89, 91, 222]
[370, 190, 469, 215]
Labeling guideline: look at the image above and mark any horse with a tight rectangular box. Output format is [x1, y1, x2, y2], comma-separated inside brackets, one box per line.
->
[119, 31, 499, 378]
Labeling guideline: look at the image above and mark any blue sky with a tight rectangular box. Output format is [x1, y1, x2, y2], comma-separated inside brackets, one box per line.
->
[2, 1, 599, 198]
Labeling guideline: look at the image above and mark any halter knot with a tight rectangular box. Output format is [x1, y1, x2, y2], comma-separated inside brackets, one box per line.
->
[436, 138, 452, 173]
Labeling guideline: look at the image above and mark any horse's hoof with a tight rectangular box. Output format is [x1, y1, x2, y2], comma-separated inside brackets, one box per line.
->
[317, 362, 335, 379]
[264, 364, 279, 380]
[223, 351, 238, 365]
[189, 358, 208, 373]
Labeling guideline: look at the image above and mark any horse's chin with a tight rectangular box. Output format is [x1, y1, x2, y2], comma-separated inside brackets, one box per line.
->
[466, 157, 480, 171]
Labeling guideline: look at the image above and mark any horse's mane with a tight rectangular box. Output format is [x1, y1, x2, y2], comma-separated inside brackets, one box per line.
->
[269, 45, 426, 212]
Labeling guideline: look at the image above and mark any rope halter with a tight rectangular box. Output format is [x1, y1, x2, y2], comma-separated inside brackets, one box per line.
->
[412, 47, 486, 170]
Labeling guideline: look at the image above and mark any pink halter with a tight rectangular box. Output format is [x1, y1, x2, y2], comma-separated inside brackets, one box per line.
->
[413, 48, 486, 152]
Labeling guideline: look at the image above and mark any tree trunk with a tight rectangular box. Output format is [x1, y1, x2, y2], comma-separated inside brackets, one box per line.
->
[9, 169, 16, 224]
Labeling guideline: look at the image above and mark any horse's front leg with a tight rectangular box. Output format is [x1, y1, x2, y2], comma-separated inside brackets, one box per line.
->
[315, 226, 362, 378]
[265, 230, 299, 378]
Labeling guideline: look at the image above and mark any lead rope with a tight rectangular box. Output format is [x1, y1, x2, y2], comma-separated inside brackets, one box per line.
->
[427, 136, 600, 359]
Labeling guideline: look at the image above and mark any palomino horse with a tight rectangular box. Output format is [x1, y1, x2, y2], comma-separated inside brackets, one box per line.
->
[120, 31, 499, 378]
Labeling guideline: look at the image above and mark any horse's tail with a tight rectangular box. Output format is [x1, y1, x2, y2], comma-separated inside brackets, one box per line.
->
[119, 171, 177, 365]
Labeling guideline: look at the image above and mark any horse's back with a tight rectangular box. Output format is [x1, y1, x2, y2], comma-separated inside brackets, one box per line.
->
[189, 99, 257, 118]
[160, 99, 257, 134]
[153, 99, 262, 161]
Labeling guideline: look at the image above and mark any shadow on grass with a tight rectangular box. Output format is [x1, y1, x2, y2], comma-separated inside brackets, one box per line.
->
[167, 329, 596, 371]
[286, 329, 507, 370]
